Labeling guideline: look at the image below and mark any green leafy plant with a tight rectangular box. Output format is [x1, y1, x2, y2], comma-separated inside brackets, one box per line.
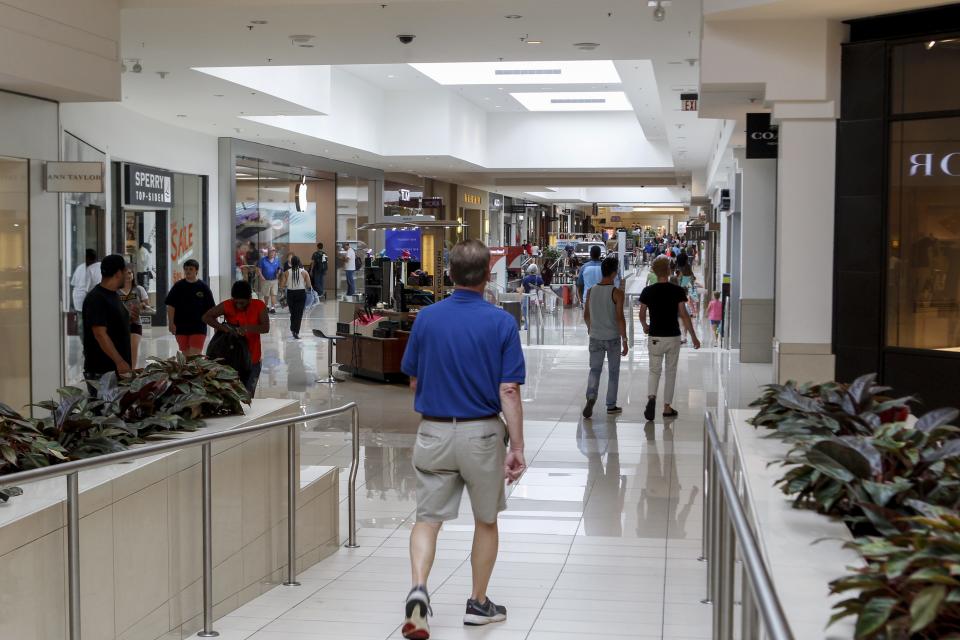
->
[542, 246, 563, 261]
[32, 386, 139, 459]
[0, 401, 67, 475]
[830, 510, 960, 639]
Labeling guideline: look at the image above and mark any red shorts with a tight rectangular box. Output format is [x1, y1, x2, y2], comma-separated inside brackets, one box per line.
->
[175, 334, 207, 352]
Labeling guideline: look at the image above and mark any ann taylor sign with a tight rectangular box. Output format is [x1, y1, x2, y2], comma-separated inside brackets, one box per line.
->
[124, 163, 174, 207]
[44, 162, 103, 193]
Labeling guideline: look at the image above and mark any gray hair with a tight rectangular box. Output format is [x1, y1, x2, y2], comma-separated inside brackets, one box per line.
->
[527, 264, 539, 275]
[449, 239, 490, 287]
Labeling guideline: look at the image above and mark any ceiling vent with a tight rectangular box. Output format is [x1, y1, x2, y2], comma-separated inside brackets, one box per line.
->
[574, 42, 600, 51]
[550, 98, 606, 104]
[495, 69, 562, 76]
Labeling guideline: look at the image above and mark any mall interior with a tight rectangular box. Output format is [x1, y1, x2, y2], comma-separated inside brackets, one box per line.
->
[2, 1, 960, 639]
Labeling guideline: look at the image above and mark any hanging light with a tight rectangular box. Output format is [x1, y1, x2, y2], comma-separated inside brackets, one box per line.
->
[652, 1, 666, 21]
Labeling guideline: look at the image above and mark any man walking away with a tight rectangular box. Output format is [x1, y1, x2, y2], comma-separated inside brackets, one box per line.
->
[343, 243, 357, 296]
[638, 256, 700, 420]
[310, 242, 328, 300]
[166, 259, 216, 356]
[576, 245, 620, 303]
[583, 257, 628, 418]
[399, 239, 527, 640]
[257, 247, 282, 312]
[82, 254, 131, 392]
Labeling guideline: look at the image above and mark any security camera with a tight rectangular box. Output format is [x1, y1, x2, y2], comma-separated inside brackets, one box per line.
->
[397, 34, 416, 44]
[132, 61, 143, 73]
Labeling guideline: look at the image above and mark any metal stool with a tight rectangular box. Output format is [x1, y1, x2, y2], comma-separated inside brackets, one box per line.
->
[313, 329, 340, 384]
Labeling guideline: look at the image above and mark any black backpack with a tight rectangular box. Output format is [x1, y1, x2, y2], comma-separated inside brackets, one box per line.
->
[206, 329, 252, 380]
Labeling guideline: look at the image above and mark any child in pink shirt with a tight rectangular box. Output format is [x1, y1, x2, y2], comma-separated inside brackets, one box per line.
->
[707, 292, 723, 339]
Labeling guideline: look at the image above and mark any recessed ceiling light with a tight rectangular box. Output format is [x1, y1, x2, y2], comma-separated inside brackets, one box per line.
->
[214, 94, 224, 97]
[526, 39, 543, 45]
[574, 42, 600, 50]
[511, 91, 633, 111]
[176, 114, 187, 118]
[387, 74, 397, 78]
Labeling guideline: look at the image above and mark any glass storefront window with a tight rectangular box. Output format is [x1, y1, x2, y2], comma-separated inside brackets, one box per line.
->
[891, 39, 960, 115]
[0, 156, 30, 408]
[887, 117, 960, 350]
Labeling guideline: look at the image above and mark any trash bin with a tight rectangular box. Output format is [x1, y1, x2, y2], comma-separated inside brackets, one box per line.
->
[502, 301, 522, 329]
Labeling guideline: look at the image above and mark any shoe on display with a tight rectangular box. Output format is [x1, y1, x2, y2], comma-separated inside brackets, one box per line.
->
[582, 397, 596, 419]
[607, 406, 623, 414]
[463, 597, 507, 626]
[644, 396, 656, 421]
[402, 585, 432, 640]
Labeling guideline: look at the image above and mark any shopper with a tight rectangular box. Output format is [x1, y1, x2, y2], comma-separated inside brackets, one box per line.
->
[282, 255, 312, 340]
[707, 291, 723, 341]
[582, 257, 628, 418]
[203, 280, 269, 397]
[257, 247, 282, 312]
[521, 264, 544, 329]
[118, 266, 153, 369]
[243, 241, 259, 288]
[71, 249, 101, 311]
[639, 256, 700, 420]
[343, 243, 357, 296]
[82, 254, 132, 391]
[676, 244, 689, 270]
[310, 242, 328, 300]
[166, 259, 216, 356]
[577, 245, 620, 302]
[399, 239, 526, 640]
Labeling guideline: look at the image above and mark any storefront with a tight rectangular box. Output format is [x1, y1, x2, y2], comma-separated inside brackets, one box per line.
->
[455, 185, 489, 245]
[835, 5, 960, 408]
[218, 139, 383, 301]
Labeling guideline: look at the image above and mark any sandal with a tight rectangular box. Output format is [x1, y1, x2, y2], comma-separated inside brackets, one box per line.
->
[663, 409, 679, 418]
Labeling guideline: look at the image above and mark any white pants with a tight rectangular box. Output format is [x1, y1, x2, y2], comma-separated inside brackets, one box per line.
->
[647, 336, 682, 404]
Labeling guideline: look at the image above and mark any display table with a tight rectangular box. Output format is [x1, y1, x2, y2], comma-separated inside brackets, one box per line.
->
[727, 409, 858, 639]
[336, 331, 410, 382]
[0, 399, 340, 640]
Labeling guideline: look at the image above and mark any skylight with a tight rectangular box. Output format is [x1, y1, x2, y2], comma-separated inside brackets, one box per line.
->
[511, 91, 633, 112]
[409, 61, 621, 85]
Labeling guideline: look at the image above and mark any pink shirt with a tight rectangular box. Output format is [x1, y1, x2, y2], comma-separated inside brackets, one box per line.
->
[707, 299, 723, 322]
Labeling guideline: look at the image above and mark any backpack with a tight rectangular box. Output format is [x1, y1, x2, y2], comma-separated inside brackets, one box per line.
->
[354, 254, 363, 270]
[206, 329, 252, 381]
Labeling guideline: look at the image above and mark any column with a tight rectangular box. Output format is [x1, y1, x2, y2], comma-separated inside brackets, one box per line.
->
[736, 150, 777, 363]
[773, 115, 837, 382]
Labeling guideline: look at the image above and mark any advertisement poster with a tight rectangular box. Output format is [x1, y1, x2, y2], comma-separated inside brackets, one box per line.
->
[385, 229, 422, 260]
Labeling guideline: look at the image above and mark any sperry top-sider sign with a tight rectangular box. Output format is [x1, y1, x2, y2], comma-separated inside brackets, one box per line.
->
[44, 162, 103, 193]
[124, 163, 174, 207]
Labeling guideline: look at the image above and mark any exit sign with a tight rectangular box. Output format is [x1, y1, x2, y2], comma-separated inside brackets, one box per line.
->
[681, 92, 699, 111]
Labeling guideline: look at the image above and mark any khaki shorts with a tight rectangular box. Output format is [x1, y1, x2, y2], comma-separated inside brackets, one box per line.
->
[413, 418, 507, 523]
[260, 279, 278, 299]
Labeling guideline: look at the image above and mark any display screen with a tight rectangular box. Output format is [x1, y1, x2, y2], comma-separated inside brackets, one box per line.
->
[385, 229, 422, 260]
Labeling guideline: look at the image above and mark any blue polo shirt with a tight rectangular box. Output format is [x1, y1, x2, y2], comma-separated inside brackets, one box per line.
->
[401, 289, 525, 418]
[258, 256, 281, 280]
[577, 260, 620, 294]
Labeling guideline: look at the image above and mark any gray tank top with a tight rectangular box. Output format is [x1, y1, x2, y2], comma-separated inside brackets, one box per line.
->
[588, 284, 620, 340]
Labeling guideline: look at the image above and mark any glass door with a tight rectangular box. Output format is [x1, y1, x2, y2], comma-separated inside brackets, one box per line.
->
[123, 210, 168, 325]
[0, 157, 30, 410]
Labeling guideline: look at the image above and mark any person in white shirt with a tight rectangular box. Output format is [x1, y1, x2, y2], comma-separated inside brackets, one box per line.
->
[343, 243, 357, 296]
[71, 249, 101, 311]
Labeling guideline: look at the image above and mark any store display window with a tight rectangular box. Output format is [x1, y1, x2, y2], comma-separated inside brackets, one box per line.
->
[0, 156, 30, 408]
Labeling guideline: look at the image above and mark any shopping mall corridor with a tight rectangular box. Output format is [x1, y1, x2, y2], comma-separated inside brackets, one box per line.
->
[124, 274, 771, 640]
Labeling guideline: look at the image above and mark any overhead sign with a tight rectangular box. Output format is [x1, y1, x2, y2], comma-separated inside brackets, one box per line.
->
[746, 113, 779, 159]
[463, 193, 482, 205]
[124, 163, 174, 207]
[421, 196, 443, 208]
[44, 161, 103, 193]
[681, 92, 699, 112]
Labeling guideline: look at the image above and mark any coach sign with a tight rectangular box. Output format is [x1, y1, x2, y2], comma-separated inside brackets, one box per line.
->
[124, 162, 174, 207]
[44, 161, 103, 193]
[746, 113, 779, 159]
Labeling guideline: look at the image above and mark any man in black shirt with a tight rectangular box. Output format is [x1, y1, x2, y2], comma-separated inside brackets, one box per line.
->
[166, 259, 216, 356]
[310, 242, 328, 300]
[82, 254, 132, 390]
[638, 256, 700, 420]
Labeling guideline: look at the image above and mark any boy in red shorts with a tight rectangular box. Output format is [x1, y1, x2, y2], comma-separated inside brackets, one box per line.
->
[166, 259, 215, 356]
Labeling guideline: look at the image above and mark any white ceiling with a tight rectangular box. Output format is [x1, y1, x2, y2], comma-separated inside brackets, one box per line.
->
[116, 0, 720, 200]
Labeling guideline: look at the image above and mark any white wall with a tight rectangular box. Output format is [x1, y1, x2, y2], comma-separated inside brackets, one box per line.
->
[60, 103, 221, 281]
[739, 157, 777, 299]
[0, 0, 120, 102]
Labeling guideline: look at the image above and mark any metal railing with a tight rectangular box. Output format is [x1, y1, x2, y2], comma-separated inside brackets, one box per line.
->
[0, 403, 362, 640]
[701, 411, 793, 640]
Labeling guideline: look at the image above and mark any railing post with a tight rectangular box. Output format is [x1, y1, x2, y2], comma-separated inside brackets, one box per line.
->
[198, 443, 218, 637]
[709, 449, 722, 607]
[741, 566, 758, 640]
[67, 472, 81, 640]
[284, 423, 300, 586]
[711, 497, 726, 639]
[345, 406, 360, 548]
[719, 516, 736, 640]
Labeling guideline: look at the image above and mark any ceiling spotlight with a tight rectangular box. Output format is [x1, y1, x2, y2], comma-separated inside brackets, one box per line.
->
[653, 1, 666, 21]
[132, 60, 143, 73]
[926, 40, 937, 50]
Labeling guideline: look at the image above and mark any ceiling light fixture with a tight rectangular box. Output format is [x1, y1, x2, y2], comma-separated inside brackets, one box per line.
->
[926, 40, 937, 49]
[526, 39, 544, 45]
[574, 42, 600, 51]
[505, 14, 522, 19]
[652, 1, 666, 21]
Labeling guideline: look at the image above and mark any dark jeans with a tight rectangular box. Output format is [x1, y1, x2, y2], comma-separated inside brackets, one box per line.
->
[346, 270, 356, 296]
[287, 289, 306, 336]
[244, 362, 262, 397]
[312, 269, 326, 297]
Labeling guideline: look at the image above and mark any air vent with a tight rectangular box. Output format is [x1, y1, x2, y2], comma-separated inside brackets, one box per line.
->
[550, 98, 606, 104]
[495, 69, 562, 76]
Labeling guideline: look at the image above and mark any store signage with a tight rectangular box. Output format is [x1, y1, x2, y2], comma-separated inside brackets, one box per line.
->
[746, 113, 778, 159]
[511, 204, 527, 214]
[44, 161, 103, 193]
[610, 216, 622, 222]
[681, 92, 699, 112]
[463, 193, 482, 205]
[124, 163, 174, 207]
[907, 153, 960, 177]
[421, 196, 443, 208]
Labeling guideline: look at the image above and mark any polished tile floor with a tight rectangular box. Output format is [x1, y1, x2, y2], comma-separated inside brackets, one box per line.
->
[121, 269, 770, 640]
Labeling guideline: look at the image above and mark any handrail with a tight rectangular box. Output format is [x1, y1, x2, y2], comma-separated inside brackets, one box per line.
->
[0, 402, 362, 640]
[703, 411, 793, 640]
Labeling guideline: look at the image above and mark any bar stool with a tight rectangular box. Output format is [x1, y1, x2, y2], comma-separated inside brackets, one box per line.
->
[313, 329, 340, 384]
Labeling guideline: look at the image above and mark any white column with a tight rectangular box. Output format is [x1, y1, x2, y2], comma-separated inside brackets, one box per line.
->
[774, 116, 836, 381]
[737, 151, 777, 362]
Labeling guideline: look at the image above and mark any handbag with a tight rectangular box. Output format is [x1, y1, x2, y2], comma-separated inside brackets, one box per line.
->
[305, 288, 319, 310]
[206, 327, 252, 380]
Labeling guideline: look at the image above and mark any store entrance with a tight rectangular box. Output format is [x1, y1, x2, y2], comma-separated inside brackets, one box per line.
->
[123, 209, 168, 326]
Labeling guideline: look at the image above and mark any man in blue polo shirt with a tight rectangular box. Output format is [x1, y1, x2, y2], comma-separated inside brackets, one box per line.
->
[576, 244, 621, 303]
[399, 239, 527, 640]
[257, 246, 281, 313]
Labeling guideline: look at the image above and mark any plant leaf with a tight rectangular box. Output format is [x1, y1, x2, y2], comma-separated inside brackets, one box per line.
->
[855, 596, 897, 638]
[916, 408, 960, 433]
[909, 585, 946, 633]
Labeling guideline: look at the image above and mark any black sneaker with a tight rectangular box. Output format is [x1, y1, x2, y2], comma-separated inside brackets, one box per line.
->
[644, 397, 656, 421]
[463, 597, 507, 626]
[607, 406, 623, 414]
[269, 307, 277, 314]
[402, 585, 431, 640]
[582, 397, 596, 419]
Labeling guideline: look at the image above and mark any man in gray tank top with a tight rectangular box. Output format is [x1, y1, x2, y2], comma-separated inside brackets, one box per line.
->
[582, 256, 628, 418]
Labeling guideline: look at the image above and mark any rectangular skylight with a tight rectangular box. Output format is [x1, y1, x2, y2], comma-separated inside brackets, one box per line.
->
[409, 61, 621, 85]
[511, 91, 633, 112]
